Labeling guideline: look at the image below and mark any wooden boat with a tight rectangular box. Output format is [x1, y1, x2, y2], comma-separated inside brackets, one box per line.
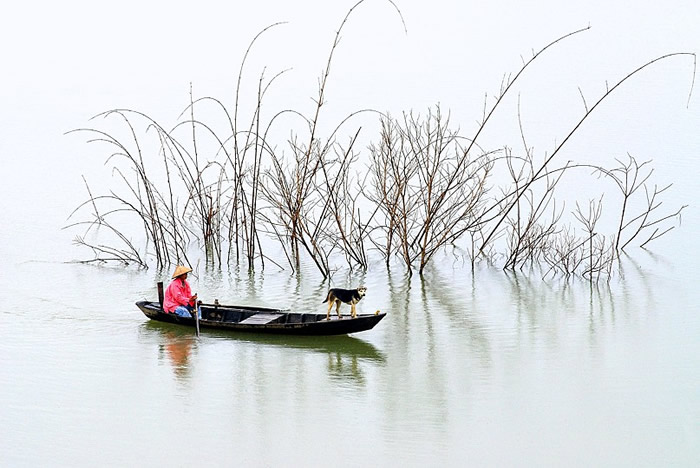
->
[135, 300, 387, 336]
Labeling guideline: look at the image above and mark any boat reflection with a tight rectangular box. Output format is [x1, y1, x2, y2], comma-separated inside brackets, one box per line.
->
[141, 320, 385, 386]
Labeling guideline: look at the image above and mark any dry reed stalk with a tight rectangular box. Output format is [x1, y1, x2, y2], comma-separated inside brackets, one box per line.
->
[479, 52, 695, 255]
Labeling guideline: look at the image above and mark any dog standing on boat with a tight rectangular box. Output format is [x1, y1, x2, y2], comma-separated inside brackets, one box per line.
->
[323, 286, 367, 320]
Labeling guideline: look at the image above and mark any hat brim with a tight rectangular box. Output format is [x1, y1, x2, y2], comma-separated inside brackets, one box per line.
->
[172, 266, 193, 278]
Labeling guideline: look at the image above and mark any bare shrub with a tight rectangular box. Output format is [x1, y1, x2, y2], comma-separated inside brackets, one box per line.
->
[65, 7, 692, 282]
[367, 107, 494, 274]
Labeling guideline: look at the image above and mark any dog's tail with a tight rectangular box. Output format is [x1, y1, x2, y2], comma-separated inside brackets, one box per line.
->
[322, 291, 331, 303]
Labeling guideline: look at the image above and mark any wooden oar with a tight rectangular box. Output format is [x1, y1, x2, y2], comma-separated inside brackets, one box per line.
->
[194, 300, 200, 337]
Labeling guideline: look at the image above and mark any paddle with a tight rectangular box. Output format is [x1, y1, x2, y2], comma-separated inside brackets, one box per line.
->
[193, 297, 200, 337]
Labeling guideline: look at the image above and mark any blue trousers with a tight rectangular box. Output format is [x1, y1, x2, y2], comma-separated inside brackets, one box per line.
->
[173, 305, 201, 319]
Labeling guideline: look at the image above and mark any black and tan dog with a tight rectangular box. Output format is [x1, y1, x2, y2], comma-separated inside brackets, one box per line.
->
[323, 286, 367, 320]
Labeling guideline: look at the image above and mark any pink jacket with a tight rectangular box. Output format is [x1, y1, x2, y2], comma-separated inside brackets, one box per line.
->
[163, 278, 193, 313]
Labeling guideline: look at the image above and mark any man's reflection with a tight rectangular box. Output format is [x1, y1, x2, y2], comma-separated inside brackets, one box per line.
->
[161, 331, 194, 380]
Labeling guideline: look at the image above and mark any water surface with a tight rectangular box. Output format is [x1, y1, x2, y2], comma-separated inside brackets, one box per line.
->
[2, 239, 699, 466]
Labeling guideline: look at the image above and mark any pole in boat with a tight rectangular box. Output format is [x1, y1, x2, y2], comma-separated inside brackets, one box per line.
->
[157, 282, 164, 309]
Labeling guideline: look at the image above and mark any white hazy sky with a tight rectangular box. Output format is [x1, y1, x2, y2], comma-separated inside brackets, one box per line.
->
[2, 0, 698, 115]
[1, 0, 698, 234]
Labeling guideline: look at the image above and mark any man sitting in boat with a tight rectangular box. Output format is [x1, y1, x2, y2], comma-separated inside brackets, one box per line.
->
[163, 265, 200, 318]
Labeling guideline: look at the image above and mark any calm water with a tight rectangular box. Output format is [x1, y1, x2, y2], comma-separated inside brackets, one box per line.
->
[2, 229, 699, 466]
[2, 1, 700, 466]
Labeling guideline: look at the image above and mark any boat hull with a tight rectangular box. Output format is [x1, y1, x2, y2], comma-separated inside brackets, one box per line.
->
[136, 301, 386, 336]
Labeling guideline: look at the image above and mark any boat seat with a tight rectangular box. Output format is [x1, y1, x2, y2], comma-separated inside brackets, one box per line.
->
[238, 313, 282, 325]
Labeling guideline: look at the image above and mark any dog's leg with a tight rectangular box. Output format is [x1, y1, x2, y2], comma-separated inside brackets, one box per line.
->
[351, 303, 357, 318]
[327, 300, 333, 320]
[336, 300, 342, 319]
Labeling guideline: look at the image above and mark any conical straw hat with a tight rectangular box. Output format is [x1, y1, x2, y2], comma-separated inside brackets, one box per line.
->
[172, 265, 192, 279]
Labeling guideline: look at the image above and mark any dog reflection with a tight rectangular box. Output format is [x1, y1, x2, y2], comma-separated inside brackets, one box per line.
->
[327, 353, 365, 385]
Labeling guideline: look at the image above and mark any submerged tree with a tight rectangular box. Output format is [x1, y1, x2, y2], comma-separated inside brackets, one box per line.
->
[367, 107, 495, 275]
[66, 3, 692, 281]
